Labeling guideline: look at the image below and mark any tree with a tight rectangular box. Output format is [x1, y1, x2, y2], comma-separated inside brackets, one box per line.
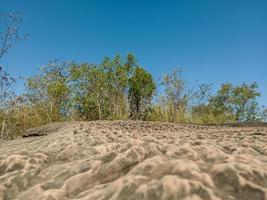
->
[261, 108, 267, 122]
[100, 54, 135, 119]
[70, 63, 109, 120]
[0, 66, 15, 108]
[0, 12, 27, 140]
[209, 82, 260, 122]
[0, 12, 27, 108]
[190, 84, 215, 123]
[70, 54, 137, 120]
[231, 82, 260, 121]
[0, 12, 27, 59]
[159, 68, 188, 122]
[0, 66, 16, 140]
[128, 67, 156, 119]
[26, 61, 70, 123]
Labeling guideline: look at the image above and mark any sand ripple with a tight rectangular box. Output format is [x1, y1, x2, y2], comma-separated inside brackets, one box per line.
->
[0, 121, 266, 200]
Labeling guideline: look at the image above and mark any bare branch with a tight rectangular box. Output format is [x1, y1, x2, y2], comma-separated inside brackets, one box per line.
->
[0, 12, 27, 59]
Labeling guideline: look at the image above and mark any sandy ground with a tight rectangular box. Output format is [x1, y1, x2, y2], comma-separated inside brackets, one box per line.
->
[0, 121, 267, 200]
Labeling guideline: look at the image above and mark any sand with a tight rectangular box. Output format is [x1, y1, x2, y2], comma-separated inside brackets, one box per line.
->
[0, 121, 266, 200]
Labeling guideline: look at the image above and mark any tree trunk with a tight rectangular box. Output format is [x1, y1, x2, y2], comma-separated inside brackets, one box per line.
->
[1, 118, 6, 140]
[96, 93, 102, 120]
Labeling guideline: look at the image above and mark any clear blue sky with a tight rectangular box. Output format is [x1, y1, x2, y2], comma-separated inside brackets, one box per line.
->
[1, 0, 267, 106]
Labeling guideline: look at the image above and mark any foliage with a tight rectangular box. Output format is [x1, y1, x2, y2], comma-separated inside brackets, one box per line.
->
[156, 68, 189, 122]
[0, 54, 266, 140]
[0, 66, 15, 108]
[25, 60, 71, 123]
[191, 82, 261, 123]
[0, 12, 27, 140]
[70, 54, 136, 120]
[70, 63, 109, 120]
[128, 67, 156, 119]
[99, 53, 135, 119]
[262, 108, 267, 122]
[209, 82, 260, 122]
[0, 66, 16, 140]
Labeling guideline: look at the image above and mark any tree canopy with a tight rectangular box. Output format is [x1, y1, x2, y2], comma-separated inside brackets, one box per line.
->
[0, 54, 266, 140]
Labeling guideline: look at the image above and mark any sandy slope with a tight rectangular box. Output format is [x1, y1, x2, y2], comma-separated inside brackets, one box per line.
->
[0, 121, 267, 200]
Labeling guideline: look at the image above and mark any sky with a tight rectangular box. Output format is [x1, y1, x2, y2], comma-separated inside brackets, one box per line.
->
[1, 0, 267, 106]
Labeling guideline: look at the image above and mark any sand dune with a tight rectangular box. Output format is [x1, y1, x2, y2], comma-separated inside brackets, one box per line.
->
[0, 121, 266, 200]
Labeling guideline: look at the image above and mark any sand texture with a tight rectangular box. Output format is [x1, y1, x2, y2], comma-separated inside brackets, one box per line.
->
[0, 121, 267, 200]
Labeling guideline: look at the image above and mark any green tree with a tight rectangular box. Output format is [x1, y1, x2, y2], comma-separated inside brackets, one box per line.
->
[70, 63, 108, 120]
[159, 68, 188, 122]
[128, 67, 156, 119]
[209, 82, 260, 122]
[190, 84, 216, 123]
[261, 108, 267, 122]
[70, 53, 137, 120]
[100, 54, 135, 119]
[231, 82, 260, 121]
[26, 61, 70, 123]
